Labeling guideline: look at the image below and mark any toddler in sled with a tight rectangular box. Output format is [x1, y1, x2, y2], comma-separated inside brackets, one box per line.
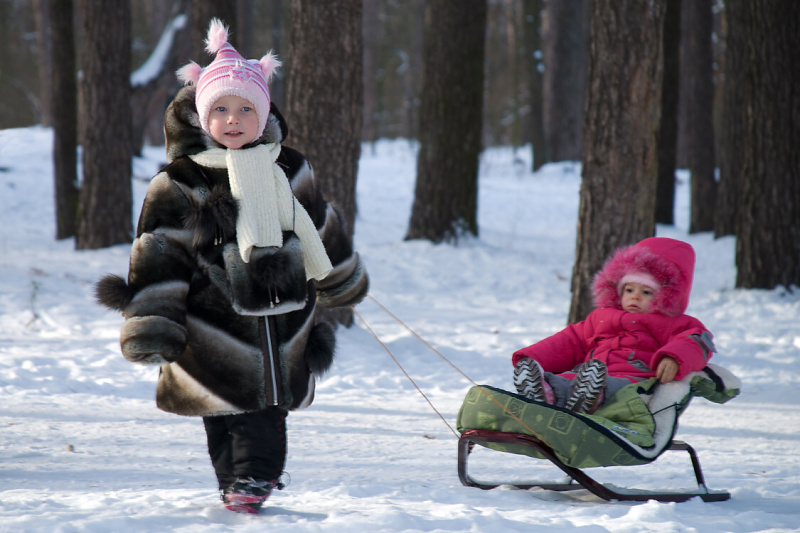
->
[512, 237, 715, 413]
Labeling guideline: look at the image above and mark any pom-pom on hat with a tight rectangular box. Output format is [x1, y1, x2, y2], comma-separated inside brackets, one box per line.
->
[176, 19, 281, 145]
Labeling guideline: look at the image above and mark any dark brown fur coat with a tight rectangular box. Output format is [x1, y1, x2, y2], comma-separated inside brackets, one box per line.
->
[96, 86, 368, 416]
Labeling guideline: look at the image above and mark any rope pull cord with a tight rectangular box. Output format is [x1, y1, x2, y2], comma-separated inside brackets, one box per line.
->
[353, 294, 547, 443]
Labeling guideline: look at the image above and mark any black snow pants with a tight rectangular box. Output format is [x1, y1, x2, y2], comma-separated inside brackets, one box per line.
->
[203, 408, 287, 490]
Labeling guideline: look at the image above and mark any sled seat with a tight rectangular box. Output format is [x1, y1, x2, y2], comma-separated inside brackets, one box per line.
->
[456, 364, 740, 503]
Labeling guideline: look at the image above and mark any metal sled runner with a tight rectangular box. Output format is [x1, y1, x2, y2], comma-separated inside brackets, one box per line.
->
[458, 429, 729, 502]
[455, 366, 740, 503]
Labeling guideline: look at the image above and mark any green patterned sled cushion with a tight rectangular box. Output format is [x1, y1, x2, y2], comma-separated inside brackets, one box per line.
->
[456, 385, 664, 469]
[456, 365, 741, 469]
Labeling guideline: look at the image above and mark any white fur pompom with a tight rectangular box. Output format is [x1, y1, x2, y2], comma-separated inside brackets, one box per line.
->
[176, 61, 202, 85]
[204, 18, 229, 54]
[259, 51, 282, 83]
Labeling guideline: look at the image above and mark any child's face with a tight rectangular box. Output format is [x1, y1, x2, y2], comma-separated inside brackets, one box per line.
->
[207, 95, 260, 149]
[620, 282, 656, 313]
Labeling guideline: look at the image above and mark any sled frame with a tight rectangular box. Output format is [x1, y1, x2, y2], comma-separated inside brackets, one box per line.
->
[458, 429, 730, 503]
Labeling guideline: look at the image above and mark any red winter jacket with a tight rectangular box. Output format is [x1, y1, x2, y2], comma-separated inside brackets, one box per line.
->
[512, 238, 715, 383]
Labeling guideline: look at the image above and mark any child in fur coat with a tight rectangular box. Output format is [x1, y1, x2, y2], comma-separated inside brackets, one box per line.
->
[96, 19, 368, 514]
[512, 237, 715, 414]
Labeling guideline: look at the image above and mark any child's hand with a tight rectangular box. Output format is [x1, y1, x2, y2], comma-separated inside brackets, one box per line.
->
[656, 356, 679, 383]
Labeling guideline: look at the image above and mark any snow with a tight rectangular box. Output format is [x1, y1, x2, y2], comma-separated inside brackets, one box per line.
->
[130, 15, 187, 87]
[1, 127, 799, 532]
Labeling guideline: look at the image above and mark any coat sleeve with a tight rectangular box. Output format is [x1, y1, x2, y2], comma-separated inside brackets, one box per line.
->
[652, 316, 715, 381]
[282, 148, 369, 309]
[511, 319, 592, 373]
[117, 172, 196, 365]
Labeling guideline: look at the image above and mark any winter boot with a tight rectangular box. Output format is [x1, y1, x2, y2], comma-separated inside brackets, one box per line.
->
[513, 358, 552, 403]
[222, 477, 280, 514]
[565, 359, 607, 414]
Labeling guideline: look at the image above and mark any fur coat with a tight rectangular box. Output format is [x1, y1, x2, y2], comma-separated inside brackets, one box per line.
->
[96, 86, 369, 416]
[512, 238, 715, 383]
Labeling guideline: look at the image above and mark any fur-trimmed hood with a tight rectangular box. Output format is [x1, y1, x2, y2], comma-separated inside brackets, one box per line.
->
[592, 237, 695, 317]
[164, 85, 288, 163]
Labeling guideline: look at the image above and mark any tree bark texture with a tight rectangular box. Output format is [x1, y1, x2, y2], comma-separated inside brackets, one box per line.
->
[50, 0, 79, 240]
[523, 0, 548, 171]
[77, 0, 133, 249]
[568, 0, 665, 324]
[405, 0, 487, 242]
[191, 0, 237, 62]
[285, 0, 363, 237]
[715, 2, 742, 237]
[685, 0, 717, 233]
[543, 0, 589, 162]
[655, 0, 680, 225]
[734, 0, 800, 289]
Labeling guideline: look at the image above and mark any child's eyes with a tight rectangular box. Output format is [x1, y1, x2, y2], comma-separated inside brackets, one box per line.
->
[241, 106, 252, 112]
[214, 106, 227, 112]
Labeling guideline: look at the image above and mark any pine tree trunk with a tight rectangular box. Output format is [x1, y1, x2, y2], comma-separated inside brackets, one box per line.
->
[655, 0, 681, 225]
[686, 0, 717, 233]
[50, 0, 79, 240]
[715, 3, 742, 238]
[523, 0, 548, 171]
[735, 0, 800, 289]
[76, 0, 133, 250]
[285, 0, 363, 237]
[544, 0, 589, 162]
[405, 0, 487, 242]
[568, 0, 665, 324]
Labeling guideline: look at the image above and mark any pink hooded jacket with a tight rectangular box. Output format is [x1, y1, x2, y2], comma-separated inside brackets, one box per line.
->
[512, 238, 715, 383]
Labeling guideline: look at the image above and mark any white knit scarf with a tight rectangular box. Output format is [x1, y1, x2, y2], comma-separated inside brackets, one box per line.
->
[190, 144, 332, 281]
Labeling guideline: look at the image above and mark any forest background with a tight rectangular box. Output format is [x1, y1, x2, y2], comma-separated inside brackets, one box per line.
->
[0, 0, 797, 325]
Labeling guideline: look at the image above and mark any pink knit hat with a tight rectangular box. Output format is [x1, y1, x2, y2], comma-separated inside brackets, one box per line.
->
[176, 19, 280, 145]
[618, 272, 662, 294]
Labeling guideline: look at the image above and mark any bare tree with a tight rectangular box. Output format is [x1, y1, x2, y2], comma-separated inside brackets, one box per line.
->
[34, 0, 53, 128]
[655, 0, 681, 225]
[734, 0, 800, 289]
[543, 0, 589, 162]
[523, 0, 548, 171]
[406, 0, 487, 242]
[76, 0, 133, 249]
[685, 0, 717, 233]
[285, 0, 363, 236]
[715, 3, 741, 238]
[568, 0, 665, 324]
[192, 0, 238, 61]
[130, 7, 192, 153]
[50, 0, 79, 239]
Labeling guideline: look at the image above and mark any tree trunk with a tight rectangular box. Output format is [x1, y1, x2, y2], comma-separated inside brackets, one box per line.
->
[130, 6, 192, 153]
[285, 0, 363, 237]
[735, 0, 800, 289]
[192, 0, 237, 61]
[544, 0, 589, 162]
[685, 0, 717, 233]
[655, 0, 681, 225]
[715, 3, 740, 238]
[34, 0, 53, 128]
[361, 0, 380, 144]
[568, 0, 665, 324]
[523, 0, 548, 171]
[405, 0, 487, 242]
[76, 0, 133, 250]
[50, 0, 79, 240]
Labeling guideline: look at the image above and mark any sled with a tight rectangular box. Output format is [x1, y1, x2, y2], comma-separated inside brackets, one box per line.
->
[456, 365, 740, 503]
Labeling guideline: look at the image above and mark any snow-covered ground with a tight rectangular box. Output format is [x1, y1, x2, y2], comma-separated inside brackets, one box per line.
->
[1, 127, 798, 532]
